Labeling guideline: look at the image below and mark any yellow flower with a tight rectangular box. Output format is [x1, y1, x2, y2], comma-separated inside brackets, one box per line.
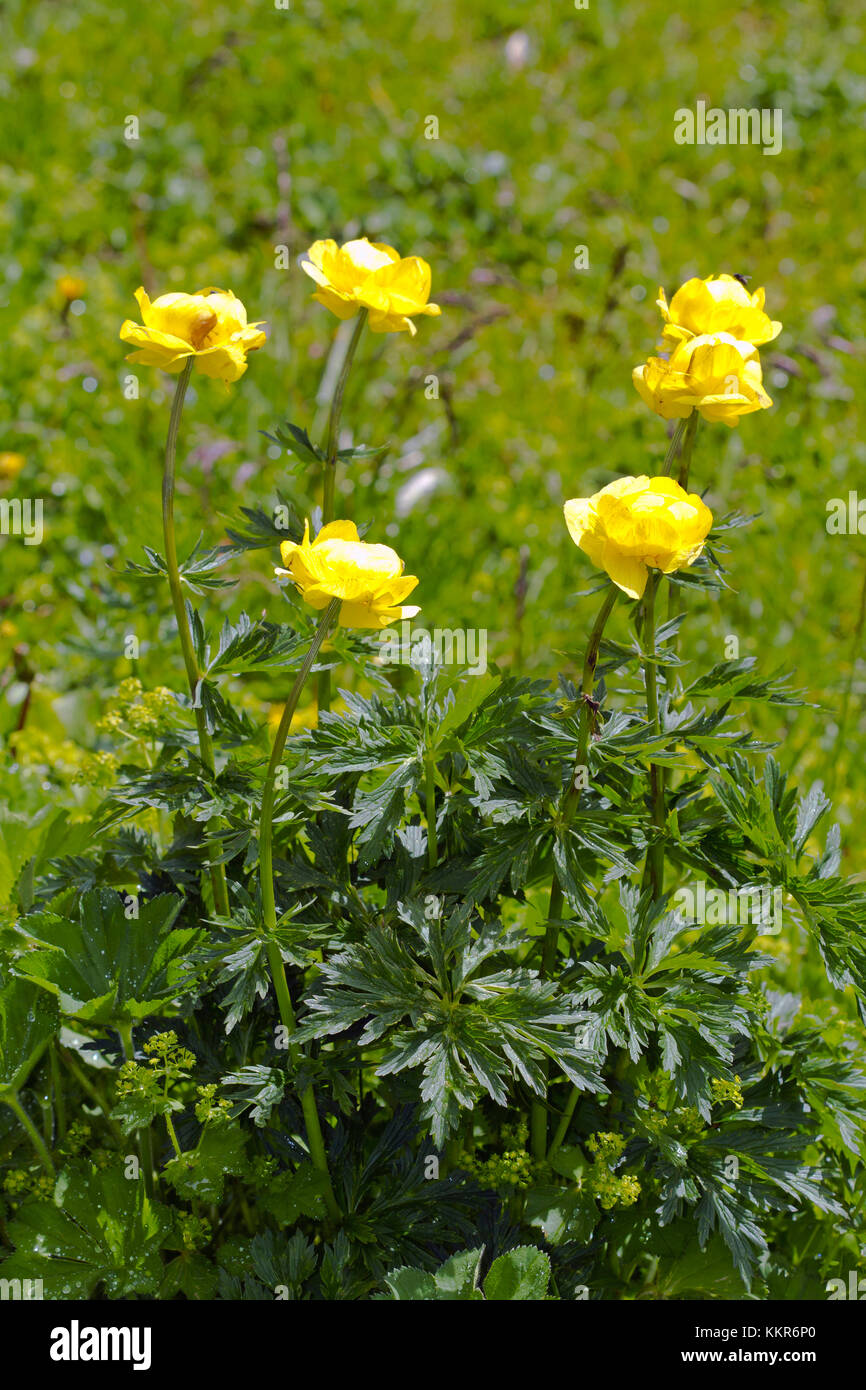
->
[57, 275, 86, 302]
[119, 286, 266, 384]
[632, 332, 772, 427]
[300, 237, 441, 335]
[0, 452, 25, 481]
[657, 275, 781, 347]
[564, 475, 713, 600]
[269, 698, 344, 732]
[276, 520, 420, 629]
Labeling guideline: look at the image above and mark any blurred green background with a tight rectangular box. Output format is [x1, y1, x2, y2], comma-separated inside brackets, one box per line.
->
[2, 0, 865, 864]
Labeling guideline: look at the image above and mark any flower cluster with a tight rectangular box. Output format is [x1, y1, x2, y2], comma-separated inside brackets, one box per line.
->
[460, 1146, 536, 1191]
[710, 1075, 744, 1110]
[633, 274, 780, 428]
[586, 1132, 641, 1210]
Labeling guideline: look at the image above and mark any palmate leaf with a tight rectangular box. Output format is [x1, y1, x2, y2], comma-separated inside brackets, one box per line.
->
[297, 902, 605, 1144]
[384, 1245, 551, 1300]
[164, 1122, 248, 1202]
[12, 888, 200, 1026]
[0, 976, 59, 1093]
[0, 1160, 172, 1299]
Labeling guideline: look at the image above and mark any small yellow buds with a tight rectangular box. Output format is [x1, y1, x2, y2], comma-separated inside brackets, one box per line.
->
[710, 1075, 744, 1110]
[564, 475, 713, 600]
[301, 237, 441, 335]
[276, 519, 420, 629]
[120, 286, 266, 384]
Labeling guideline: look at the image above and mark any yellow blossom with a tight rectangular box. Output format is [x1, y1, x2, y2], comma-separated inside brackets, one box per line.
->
[657, 274, 781, 347]
[57, 275, 86, 302]
[564, 475, 713, 600]
[0, 452, 25, 482]
[276, 519, 420, 629]
[120, 286, 266, 384]
[268, 699, 327, 733]
[301, 237, 441, 335]
[632, 332, 772, 427]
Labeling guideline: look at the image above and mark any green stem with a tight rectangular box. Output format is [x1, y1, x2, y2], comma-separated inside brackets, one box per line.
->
[425, 757, 438, 869]
[50, 1040, 66, 1142]
[117, 1021, 154, 1197]
[674, 412, 699, 490]
[642, 573, 666, 897]
[259, 599, 341, 1221]
[165, 1113, 182, 1160]
[531, 584, 619, 1161]
[828, 555, 866, 798]
[161, 360, 230, 919]
[660, 419, 686, 476]
[548, 1086, 581, 1159]
[3, 1092, 55, 1176]
[665, 413, 699, 670]
[317, 309, 368, 716]
[59, 1047, 124, 1146]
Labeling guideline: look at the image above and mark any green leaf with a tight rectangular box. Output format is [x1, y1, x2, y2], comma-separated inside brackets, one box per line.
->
[0, 1161, 171, 1299]
[433, 1248, 484, 1299]
[13, 889, 199, 1026]
[0, 976, 59, 1093]
[163, 1123, 248, 1202]
[384, 1265, 440, 1300]
[160, 1250, 218, 1300]
[483, 1245, 551, 1300]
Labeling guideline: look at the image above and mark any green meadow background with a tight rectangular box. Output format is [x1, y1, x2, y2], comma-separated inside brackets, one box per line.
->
[2, 0, 865, 874]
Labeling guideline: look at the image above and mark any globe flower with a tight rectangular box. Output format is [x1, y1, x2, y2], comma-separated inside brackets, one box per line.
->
[119, 287, 266, 384]
[657, 275, 781, 348]
[300, 237, 441, 335]
[564, 475, 713, 600]
[633, 333, 772, 427]
[276, 520, 421, 629]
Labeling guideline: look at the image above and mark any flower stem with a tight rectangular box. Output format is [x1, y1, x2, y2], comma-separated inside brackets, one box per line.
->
[674, 412, 699, 489]
[259, 599, 341, 1221]
[548, 1085, 580, 1159]
[642, 572, 666, 897]
[161, 361, 230, 919]
[665, 413, 700, 656]
[828, 555, 866, 799]
[425, 756, 439, 869]
[531, 584, 618, 1161]
[3, 1091, 55, 1177]
[165, 1113, 182, 1160]
[317, 309, 367, 717]
[50, 1039, 66, 1142]
[59, 1047, 124, 1146]
[117, 1020, 155, 1197]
